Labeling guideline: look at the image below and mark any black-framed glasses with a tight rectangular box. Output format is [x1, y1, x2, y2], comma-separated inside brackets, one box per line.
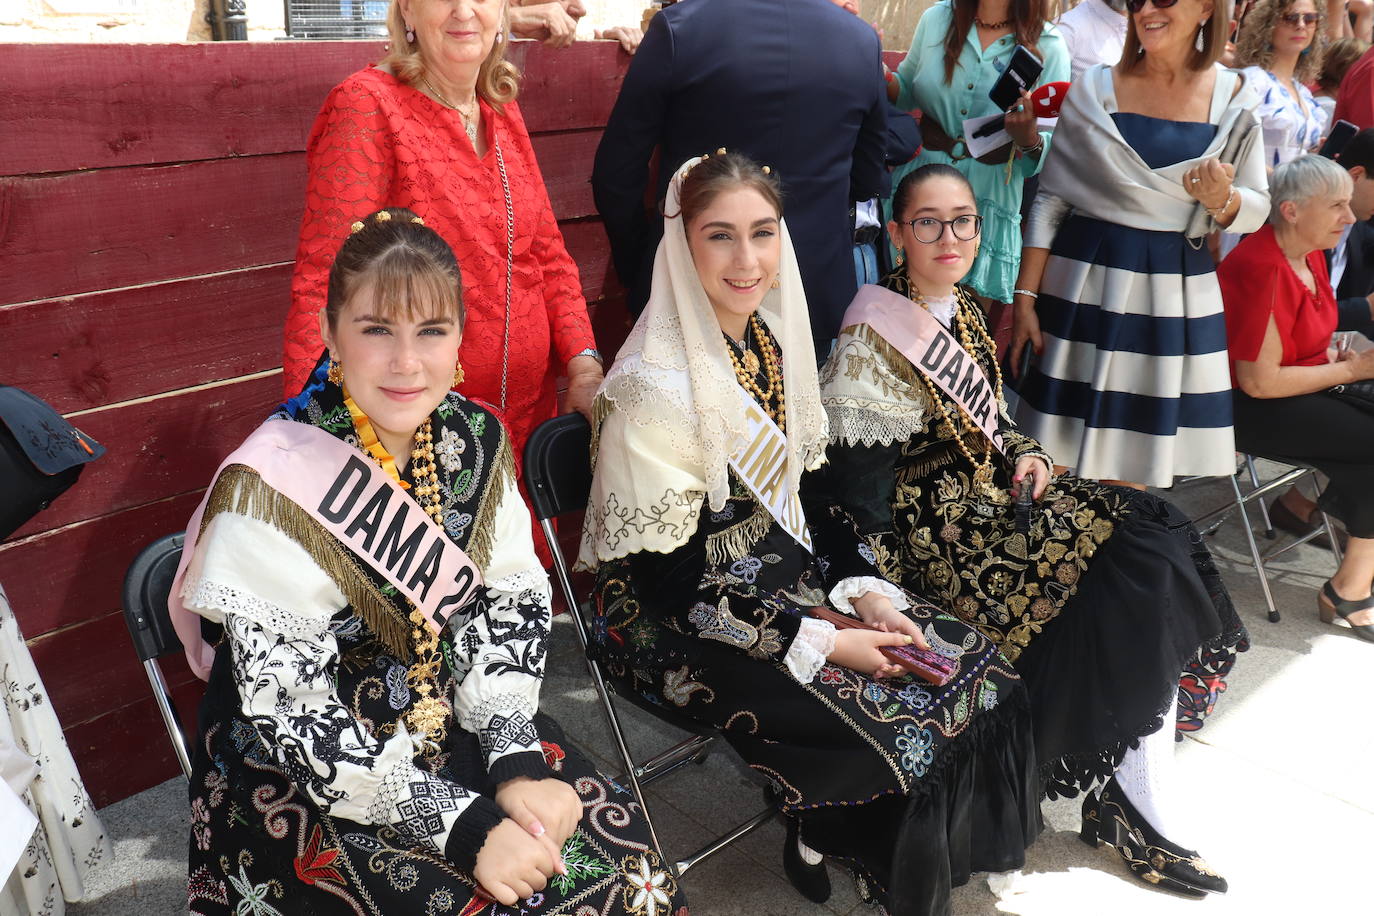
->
[1279, 12, 1320, 25]
[902, 215, 983, 244]
[1125, 0, 1179, 13]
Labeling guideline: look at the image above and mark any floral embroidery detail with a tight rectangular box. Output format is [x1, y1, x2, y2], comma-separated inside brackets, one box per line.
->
[226, 863, 284, 916]
[818, 666, 846, 685]
[550, 831, 614, 895]
[435, 426, 467, 473]
[292, 824, 344, 887]
[895, 724, 934, 777]
[621, 854, 675, 916]
[687, 597, 759, 650]
[663, 666, 715, 707]
[191, 797, 212, 851]
[728, 556, 764, 584]
[541, 740, 566, 772]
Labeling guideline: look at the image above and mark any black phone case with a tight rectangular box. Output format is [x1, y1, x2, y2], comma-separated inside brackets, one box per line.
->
[1320, 120, 1359, 159]
[989, 45, 1044, 111]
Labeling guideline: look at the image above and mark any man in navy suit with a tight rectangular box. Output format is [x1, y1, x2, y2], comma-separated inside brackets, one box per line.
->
[1329, 130, 1374, 339]
[591, 0, 891, 355]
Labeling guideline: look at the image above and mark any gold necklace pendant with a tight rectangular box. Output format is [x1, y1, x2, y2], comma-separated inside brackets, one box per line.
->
[742, 349, 760, 376]
[973, 462, 1008, 506]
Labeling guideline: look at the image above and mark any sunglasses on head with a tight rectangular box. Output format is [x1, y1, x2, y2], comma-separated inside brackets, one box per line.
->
[1279, 12, 1320, 25]
[1126, 0, 1179, 13]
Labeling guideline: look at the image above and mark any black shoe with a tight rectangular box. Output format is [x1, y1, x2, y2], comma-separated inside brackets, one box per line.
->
[781, 811, 831, 903]
[1080, 778, 1228, 896]
[1268, 497, 1344, 550]
[1319, 581, 1374, 643]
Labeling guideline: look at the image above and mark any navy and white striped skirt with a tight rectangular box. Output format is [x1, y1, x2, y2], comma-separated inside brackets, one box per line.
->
[1014, 214, 1235, 487]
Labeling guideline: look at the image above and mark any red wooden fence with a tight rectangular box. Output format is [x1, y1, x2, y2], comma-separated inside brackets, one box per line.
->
[0, 40, 634, 807]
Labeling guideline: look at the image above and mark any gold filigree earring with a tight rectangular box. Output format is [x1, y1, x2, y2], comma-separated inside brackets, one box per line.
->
[770, 275, 780, 289]
[453, 362, 465, 386]
[895, 248, 905, 266]
[327, 357, 343, 386]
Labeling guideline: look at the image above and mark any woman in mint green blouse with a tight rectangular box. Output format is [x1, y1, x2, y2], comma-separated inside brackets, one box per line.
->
[890, 0, 1068, 305]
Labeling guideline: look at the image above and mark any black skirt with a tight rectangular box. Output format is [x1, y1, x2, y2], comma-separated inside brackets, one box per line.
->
[1014, 490, 1247, 797]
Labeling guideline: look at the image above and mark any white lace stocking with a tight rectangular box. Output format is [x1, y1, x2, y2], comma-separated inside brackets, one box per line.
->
[1114, 719, 1182, 840]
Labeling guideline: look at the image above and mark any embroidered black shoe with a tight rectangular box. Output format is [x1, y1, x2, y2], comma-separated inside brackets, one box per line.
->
[1080, 778, 1228, 896]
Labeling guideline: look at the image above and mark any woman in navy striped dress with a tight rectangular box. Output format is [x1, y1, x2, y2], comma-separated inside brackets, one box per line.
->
[1008, 0, 1270, 487]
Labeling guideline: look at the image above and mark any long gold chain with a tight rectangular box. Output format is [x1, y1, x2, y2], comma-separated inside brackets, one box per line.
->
[906, 286, 1005, 493]
[421, 76, 479, 147]
[408, 419, 444, 523]
[724, 312, 787, 430]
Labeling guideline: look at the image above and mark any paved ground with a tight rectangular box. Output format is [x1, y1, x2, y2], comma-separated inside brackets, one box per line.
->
[67, 468, 1374, 915]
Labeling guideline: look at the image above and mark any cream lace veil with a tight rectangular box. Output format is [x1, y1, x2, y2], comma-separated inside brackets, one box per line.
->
[580, 155, 828, 566]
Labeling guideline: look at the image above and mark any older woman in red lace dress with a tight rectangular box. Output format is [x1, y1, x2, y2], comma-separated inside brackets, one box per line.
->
[283, 0, 603, 485]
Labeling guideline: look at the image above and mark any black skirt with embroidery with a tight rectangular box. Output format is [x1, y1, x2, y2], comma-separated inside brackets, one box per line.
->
[186, 624, 686, 916]
[591, 475, 1040, 916]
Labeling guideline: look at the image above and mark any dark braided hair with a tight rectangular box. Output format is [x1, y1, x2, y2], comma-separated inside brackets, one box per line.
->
[325, 207, 465, 331]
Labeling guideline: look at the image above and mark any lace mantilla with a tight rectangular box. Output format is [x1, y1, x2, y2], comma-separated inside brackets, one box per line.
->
[783, 617, 837, 684]
[182, 575, 331, 644]
[824, 400, 928, 448]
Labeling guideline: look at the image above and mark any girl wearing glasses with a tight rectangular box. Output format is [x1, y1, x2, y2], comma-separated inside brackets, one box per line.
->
[1009, 0, 1270, 489]
[823, 164, 1245, 897]
[1233, 0, 1329, 167]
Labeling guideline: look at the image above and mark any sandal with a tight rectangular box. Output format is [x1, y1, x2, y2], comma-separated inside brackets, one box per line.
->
[1318, 581, 1374, 642]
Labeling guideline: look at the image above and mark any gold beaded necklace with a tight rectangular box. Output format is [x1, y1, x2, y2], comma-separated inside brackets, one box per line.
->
[341, 394, 450, 751]
[724, 312, 787, 430]
[906, 284, 1007, 503]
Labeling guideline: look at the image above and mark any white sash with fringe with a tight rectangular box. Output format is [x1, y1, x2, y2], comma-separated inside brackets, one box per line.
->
[727, 388, 812, 552]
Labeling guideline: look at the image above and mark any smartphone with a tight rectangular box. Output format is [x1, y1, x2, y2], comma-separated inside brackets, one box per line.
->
[1320, 120, 1359, 159]
[988, 45, 1045, 112]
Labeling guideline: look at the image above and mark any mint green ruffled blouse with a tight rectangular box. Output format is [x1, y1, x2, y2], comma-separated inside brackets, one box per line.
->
[890, 1, 1069, 303]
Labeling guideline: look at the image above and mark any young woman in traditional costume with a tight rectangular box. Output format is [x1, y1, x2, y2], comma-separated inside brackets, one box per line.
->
[820, 165, 1247, 897]
[171, 209, 686, 916]
[579, 153, 1039, 916]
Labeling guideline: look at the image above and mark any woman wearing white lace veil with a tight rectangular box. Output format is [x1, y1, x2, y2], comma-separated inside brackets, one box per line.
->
[579, 152, 1038, 915]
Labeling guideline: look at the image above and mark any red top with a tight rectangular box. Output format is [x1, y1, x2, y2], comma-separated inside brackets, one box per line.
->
[1218, 223, 1337, 382]
[284, 67, 595, 462]
[1333, 46, 1374, 129]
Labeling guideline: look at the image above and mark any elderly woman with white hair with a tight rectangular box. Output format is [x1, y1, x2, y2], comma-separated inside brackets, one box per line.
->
[1220, 154, 1374, 642]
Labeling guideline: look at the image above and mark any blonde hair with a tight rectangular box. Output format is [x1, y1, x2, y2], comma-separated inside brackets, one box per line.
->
[1233, 0, 1327, 84]
[379, 0, 521, 111]
[1120, 0, 1231, 72]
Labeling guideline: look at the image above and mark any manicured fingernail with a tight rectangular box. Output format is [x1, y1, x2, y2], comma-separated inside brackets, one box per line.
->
[531, 821, 546, 836]
[558, 859, 569, 876]
[904, 635, 913, 644]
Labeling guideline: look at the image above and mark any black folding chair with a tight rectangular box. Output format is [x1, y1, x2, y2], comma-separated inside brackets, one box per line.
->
[121, 532, 193, 780]
[524, 414, 774, 877]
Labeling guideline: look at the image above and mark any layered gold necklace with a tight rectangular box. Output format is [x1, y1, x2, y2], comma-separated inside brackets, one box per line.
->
[724, 312, 786, 430]
[343, 393, 450, 751]
[906, 285, 1008, 505]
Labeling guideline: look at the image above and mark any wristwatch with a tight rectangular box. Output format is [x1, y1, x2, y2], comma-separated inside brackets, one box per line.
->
[572, 347, 603, 366]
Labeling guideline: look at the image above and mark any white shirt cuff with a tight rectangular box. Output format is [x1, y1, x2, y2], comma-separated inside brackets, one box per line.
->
[783, 617, 837, 683]
[827, 576, 910, 615]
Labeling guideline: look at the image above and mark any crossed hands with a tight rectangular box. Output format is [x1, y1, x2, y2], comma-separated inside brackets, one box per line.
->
[473, 776, 583, 905]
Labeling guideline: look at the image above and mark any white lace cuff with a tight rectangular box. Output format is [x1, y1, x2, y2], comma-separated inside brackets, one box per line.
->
[183, 575, 330, 643]
[828, 576, 910, 615]
[486, 567, 553, 602]
[783, 617, 837, 683]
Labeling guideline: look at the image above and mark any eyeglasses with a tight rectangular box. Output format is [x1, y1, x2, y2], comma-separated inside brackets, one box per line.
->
[1125, 0, 1179, 13]
[1279, 12, 1320, 25]
[902, 215, 983, 243]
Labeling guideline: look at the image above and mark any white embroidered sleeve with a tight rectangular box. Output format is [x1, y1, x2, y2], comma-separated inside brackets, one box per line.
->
[450, 467, 552, 776]
[783, 617, 837, 683]
[226, 613, 483, 856]
[828, 576, 911, 614]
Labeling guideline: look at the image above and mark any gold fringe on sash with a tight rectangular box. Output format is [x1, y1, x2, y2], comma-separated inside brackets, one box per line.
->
[465, 433, 513, 572]
[202, 465, 416, 660]
[705, 499, 774, 567]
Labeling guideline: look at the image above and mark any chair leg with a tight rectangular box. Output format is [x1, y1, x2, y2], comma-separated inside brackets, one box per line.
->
[675, 807, 776, 878]
[1318, 510, 1344, 567]
[1232, 473, 1282, 624]
[144, 659, 192, 781]
[1246, 455, 1277, 540]
[538, 520, 670, 868]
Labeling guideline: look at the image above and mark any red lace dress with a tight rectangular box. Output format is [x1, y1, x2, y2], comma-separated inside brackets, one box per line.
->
[285, 67, 595, 477]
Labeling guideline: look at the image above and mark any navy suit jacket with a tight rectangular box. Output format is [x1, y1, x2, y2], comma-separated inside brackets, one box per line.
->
[591, 0, 889, 343]
[1326, 218, 1374, 338]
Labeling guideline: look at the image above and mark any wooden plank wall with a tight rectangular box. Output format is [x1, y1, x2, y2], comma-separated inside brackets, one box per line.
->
[0, 40, 633, 807]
